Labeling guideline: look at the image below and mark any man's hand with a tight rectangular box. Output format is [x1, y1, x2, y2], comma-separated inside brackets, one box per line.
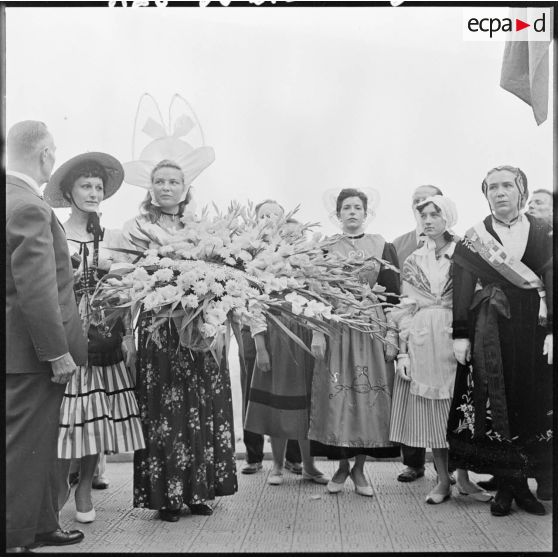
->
[453, 338, 471, 365]
[543, 334, 553, 365]
[50, 352, 77, 384]
[311, 331, 327, 360]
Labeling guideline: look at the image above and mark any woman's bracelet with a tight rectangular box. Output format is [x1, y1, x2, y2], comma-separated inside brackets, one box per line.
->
[396, 353, 409, 360]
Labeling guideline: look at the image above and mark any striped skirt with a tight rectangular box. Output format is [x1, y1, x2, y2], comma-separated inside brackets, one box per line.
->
[389, 373, 451, 449]
[58, 360, 145, 459]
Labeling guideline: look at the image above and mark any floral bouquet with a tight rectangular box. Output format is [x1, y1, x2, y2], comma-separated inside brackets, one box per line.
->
[90, 203, 399, 362]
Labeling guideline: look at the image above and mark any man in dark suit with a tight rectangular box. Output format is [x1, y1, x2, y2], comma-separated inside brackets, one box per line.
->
[392, 184, 443, 483]
[6, 121, 88, 553]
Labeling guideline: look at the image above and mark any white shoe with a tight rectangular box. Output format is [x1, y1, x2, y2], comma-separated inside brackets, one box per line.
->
[350, 469, 373, 497]
[327, 480, 345, 494]
[354, 485, 374, 497]
[456, 482, 492, 502]
[425, 488, 451, 504]
[302, 470, 330, 485]
[327, 469, 350, 494]
[267, 472, 284, 485]
[76, 508, 96, 523]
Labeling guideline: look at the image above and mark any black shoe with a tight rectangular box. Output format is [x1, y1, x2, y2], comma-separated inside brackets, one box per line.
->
[490, 486, 513, 516]
[535, 477, 553, 501]
[477, 476, 497, 491]
[513, 482, 546, 515]
[159, 508, 181, 522]
[32, 528, 84, 547]
[241, 461, 263, 474]
[397, 466, 425, 483]
[92, 480, 109, 490]
[187, 503, 213, 516]
[6, 547, 35, 554]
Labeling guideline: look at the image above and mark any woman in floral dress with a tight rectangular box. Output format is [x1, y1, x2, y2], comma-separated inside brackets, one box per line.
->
[122, 158, 237, 522]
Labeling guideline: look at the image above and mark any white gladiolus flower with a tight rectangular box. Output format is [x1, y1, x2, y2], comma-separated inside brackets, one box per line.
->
[304, 300, 331, 319]
[224, 279, 243, 296]
[131, 267, 150, 281]
[201, 323, 217, 338]
[158, 245, 175, 257]
[153, 268, 174, 283]
[142, 254, 161, 266]
[285, 292, 308, 315]
[205, 303, 228, 325]
[221, 294, 243, 309]
[143, 291, 165, 311]
[210, 282, 225, 296]
[182, 294, 199, 308]
[158, 257, 175, 268]
[157, 285, 181, 301]
[213, 267, 227, 281]
[193, 281, 209, 296]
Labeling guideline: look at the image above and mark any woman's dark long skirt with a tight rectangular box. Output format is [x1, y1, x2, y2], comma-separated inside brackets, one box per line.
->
[447, 286, 553, 480]
[133, 317, 238, 510]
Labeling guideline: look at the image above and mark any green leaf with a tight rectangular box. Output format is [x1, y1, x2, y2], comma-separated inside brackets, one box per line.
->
[264, 311, 314, 357]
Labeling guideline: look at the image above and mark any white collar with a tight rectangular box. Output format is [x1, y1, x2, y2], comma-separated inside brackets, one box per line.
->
[415, 237, 455, 256]
[7, 170, 43, 198]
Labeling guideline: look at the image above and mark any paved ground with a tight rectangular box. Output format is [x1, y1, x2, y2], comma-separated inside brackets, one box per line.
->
[38, 459, 552, 554]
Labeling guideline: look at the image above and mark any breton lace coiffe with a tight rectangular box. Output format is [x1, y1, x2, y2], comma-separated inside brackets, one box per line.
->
[322, 187, 381, 230]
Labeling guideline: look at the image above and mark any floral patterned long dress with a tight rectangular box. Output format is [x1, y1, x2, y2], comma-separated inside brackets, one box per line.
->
[124, 215, 238, 510]
[133, 317, 237, 510]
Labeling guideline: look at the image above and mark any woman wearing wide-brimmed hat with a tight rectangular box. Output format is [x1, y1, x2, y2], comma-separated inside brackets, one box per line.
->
[44, 152, 145, 524]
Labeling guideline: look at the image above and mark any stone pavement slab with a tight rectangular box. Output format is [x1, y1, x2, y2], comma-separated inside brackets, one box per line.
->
[37, 459, 553, 554]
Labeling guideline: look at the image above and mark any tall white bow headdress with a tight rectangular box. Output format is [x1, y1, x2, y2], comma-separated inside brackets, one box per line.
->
[123, 93, 215, 206]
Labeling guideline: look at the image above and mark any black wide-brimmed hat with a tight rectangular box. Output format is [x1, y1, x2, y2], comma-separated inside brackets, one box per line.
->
[44, 152, 124, 208]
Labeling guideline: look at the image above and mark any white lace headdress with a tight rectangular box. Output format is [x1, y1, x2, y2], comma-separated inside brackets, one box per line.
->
[123, 93, 215, 207]
[322, 187, 381, 228]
